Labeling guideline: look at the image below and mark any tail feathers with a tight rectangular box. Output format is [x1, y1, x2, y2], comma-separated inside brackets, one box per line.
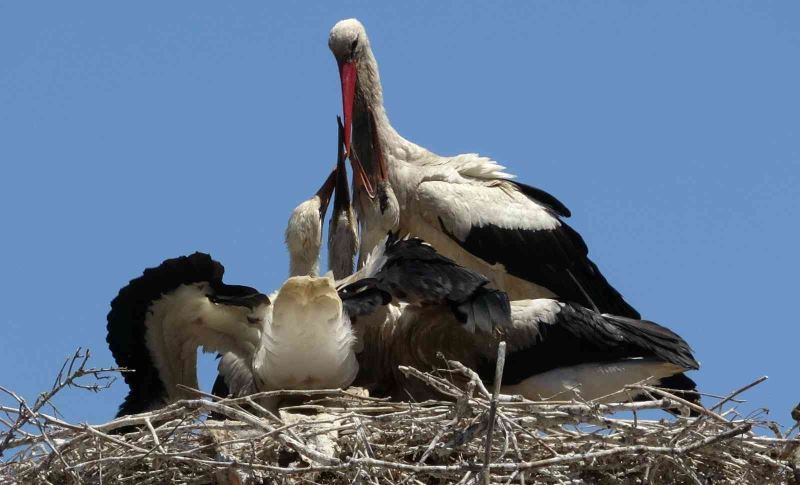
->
[453, 286, 511, 334]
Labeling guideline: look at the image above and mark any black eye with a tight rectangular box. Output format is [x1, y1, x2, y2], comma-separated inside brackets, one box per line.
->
[247, 316, 262, 325]
[350, 37, 359, 53]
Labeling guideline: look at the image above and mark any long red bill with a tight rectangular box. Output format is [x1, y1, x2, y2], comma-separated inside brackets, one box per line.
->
[338, 60, 357, 157]
[350, 150, 376, 199]
[368, 106, 388, 184]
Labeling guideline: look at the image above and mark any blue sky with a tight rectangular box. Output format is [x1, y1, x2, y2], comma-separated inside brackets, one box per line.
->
[1, 2, 798, 427]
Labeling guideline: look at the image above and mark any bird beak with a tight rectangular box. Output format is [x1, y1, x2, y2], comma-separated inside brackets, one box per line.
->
[316, 168, 337, 221]
[368, 106, 389, 185]
[209, 283, 271, 309]
[337, 60, 357, 157]
[335, 117, 353, 211]
[350, 151, 376, 199]
[337, 60, 375, 199]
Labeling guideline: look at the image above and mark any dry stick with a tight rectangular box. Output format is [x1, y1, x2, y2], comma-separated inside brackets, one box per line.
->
[630, 384, 732, 425]
[143, 418, 165, 454]
[709, 376, 768, 412]
[483, 341, 507, 485]
[177, 382, 389, 404]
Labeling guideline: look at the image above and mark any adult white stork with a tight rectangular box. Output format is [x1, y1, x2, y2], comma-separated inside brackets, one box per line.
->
[328, 18, 640, 318]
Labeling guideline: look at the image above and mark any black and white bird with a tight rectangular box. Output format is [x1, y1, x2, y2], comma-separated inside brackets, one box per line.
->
[106, 253, 272, 416]
[328, 18, 639, 318]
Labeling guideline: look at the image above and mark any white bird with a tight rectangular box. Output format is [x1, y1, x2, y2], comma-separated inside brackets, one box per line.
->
[106, 253, 273, 416]
[328, 18, 640, 318]
[285, 168, 335, 277]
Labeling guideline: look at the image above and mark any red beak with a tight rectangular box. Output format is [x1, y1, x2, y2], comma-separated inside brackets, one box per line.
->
[338, 60, 357, 157]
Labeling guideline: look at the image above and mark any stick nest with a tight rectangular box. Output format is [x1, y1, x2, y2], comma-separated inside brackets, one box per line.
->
[2, 349, 799, 484]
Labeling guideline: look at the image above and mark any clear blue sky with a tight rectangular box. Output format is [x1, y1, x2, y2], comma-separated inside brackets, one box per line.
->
[1, 2, 798, 427]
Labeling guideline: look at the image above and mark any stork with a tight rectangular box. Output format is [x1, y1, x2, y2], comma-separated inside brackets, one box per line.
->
[329, 18, 640, 318]
[106, 252, 272, 416]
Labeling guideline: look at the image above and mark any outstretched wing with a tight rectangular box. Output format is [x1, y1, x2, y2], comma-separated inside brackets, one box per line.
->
[106, 252, 224, 417]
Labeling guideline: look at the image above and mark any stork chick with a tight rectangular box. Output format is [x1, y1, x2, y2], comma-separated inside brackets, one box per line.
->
[106, 253, 270, 416]
[286, 168, 336, 277]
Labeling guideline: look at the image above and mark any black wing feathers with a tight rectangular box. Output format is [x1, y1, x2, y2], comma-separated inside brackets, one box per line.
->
[453, 286, 511, 334]
[490, 302, 697, 386]
[106, 252, 224, 417]
[442, 215, 641, 319]
[510, 180, 571, 217]
[340, 278, 392, 318]
[339, 237, 512, 333]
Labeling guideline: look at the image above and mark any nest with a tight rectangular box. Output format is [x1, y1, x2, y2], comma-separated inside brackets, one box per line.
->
[2, 349, 799, 484]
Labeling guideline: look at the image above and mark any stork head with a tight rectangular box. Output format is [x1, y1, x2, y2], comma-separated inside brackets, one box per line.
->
[328, 19, 378, 198]
[286, 170, 337, 276]
[202, 280, 271, 345]
[329, 19, 368, 156]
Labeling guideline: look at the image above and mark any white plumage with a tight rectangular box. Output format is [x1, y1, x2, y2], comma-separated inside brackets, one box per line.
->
[255, 276, 358, 392]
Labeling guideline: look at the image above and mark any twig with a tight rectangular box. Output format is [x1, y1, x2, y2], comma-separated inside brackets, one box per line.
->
[709, 376, 768, 412]
[483, 341, 506, 485]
